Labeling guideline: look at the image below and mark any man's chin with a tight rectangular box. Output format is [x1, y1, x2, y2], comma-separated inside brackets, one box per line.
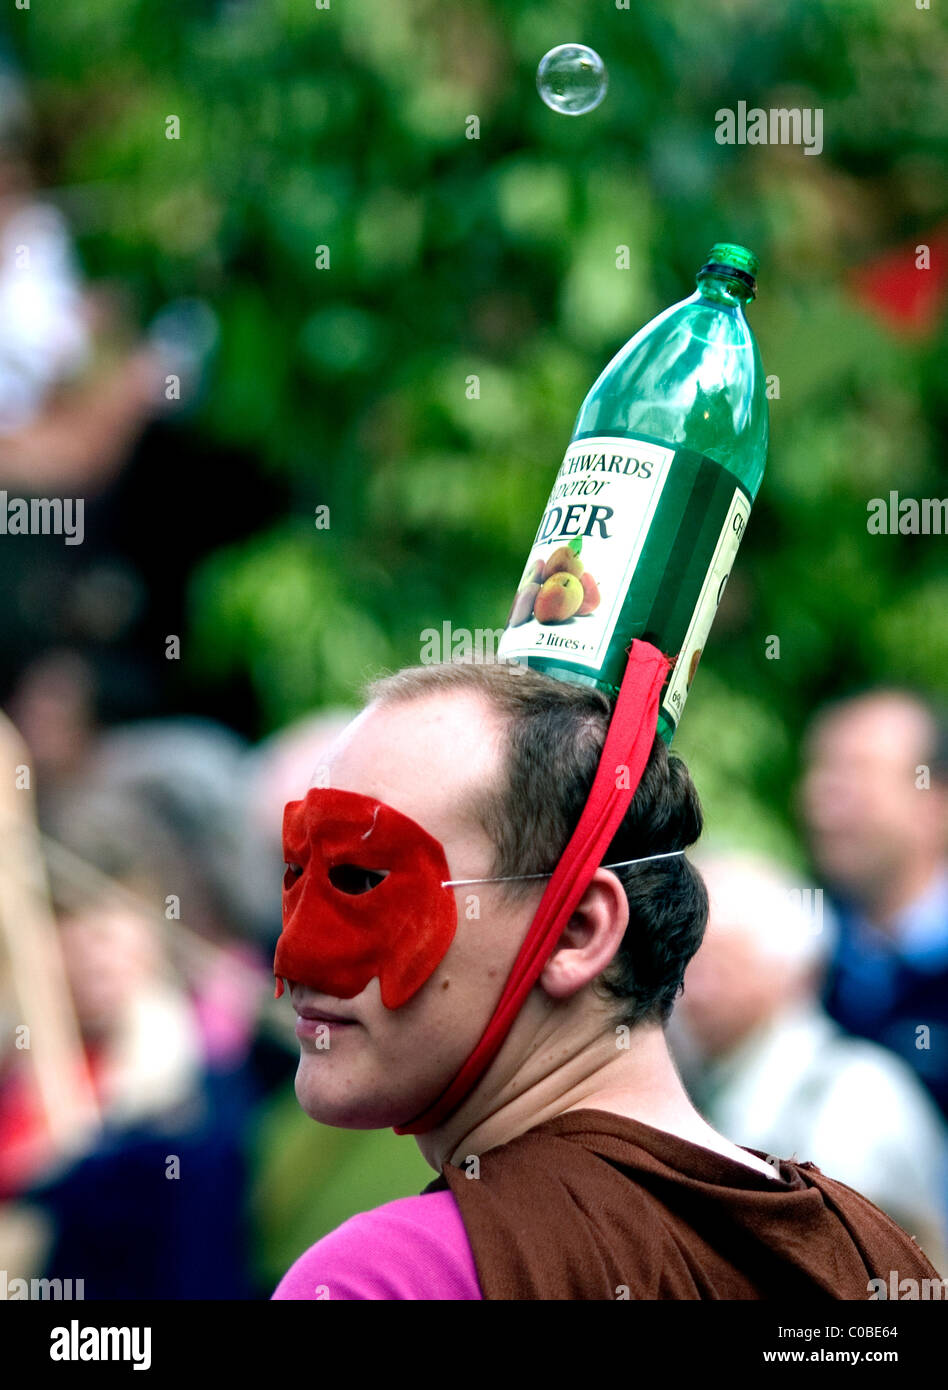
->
[294, 1074, 409, 1130]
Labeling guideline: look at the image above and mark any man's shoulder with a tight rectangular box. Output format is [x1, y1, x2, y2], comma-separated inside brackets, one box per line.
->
[271, 1190, 483, 1301]
[787, 1159, 943, 1275]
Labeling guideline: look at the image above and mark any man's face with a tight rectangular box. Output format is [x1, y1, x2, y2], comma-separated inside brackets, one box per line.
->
[799, 696, 942, 900]
[285, 689, 543, 1130]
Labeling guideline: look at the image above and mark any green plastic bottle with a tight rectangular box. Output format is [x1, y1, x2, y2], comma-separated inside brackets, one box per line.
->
[497, 243, 768, 744]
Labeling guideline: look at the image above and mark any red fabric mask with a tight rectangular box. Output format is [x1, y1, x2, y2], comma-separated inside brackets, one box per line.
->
[274, 788, 457, 1010]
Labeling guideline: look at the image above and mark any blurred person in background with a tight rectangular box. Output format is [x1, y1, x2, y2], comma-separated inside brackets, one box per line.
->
[0, 57, 167, 729]
[0, 61, 164, 490]
[11, 883, 256, 1299]
[0, 713, 295, 1297]
[799, 690, 948, 1124]
[670, 851, 948, 1274]
[45, 716, 282, 947]
[0, 56, 281, 736]
[37, 715, 293, 1089]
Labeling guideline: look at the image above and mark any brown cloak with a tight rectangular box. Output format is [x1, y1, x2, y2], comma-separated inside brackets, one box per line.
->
[424, 1108, 942, 1300]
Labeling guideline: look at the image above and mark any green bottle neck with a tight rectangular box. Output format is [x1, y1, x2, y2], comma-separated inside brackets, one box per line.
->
[695, 271, 753, 308]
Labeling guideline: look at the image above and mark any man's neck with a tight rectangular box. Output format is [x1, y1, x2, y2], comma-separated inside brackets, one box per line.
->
[417, 1017, 778, 1180]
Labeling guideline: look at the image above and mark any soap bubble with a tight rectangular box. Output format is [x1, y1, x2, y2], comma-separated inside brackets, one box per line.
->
[537, 44, 608, 116]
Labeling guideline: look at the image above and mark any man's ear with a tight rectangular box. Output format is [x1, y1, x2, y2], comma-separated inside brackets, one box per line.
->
[538, 870, 630, 1002]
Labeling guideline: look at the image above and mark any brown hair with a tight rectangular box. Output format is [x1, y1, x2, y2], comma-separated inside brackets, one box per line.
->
[363, 658, 708, 1028]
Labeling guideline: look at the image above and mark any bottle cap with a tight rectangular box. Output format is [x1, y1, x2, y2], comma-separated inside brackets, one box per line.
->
[698, 243, 758, 298]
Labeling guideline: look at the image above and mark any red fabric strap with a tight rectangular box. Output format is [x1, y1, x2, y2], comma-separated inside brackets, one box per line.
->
[394, 638, 672, 1136]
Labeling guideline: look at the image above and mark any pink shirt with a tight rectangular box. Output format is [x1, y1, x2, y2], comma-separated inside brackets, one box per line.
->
[271, 1190, 483, 1300]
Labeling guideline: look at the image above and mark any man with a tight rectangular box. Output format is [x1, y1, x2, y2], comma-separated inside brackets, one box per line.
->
[672, 850, 948, 1273]
[271, 657, 942, 1299]
[800, 689, 948, 1121]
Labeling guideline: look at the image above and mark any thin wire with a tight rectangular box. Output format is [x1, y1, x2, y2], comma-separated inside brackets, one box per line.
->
[441, 848, 687, 888]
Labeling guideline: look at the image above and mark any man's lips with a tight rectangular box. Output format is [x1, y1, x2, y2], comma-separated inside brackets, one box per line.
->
[290, 997, 361, 1043]
[295, 1004, 355, 1023]
[295, 1012, 358, 1043]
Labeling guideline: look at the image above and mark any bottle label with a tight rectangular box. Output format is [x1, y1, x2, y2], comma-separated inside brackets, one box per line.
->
[497, 432, 753, 732]
[497, 435, 675, 665]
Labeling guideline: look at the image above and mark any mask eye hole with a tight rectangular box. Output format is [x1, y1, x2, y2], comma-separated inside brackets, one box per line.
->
[283, 863, 303, 889]
[328, 863, 389, 895]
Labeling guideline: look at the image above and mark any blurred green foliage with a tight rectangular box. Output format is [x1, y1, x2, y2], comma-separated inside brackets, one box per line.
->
[13, 0, 946, 823]
[10, 0, 947, 1264]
